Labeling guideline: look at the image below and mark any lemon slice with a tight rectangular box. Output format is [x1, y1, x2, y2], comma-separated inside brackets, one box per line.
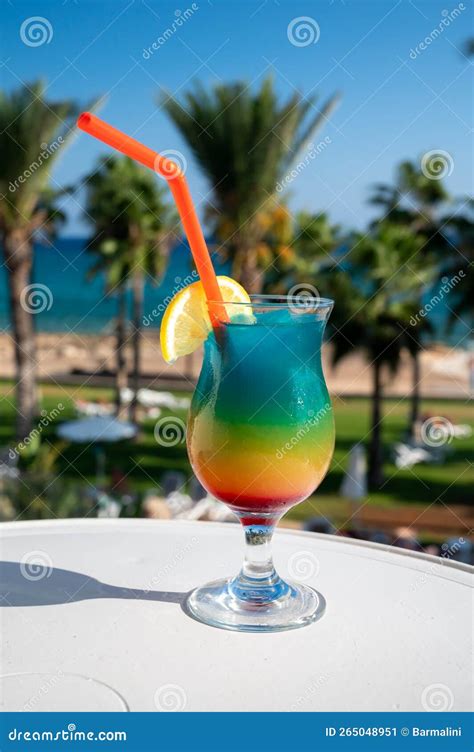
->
[160, 275, 252, 363]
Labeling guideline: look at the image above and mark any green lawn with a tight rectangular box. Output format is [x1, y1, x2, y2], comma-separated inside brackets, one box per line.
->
[0, 380, 472, 527]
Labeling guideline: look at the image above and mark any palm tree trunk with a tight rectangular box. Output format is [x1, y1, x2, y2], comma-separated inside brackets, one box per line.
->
[408, 349, 421, 440]
[3, 228, 39, 439]
[115, 285, 128, 420]
[237, 245, 263, 294]
[184, 352, 195, 383]
[129, 272, 144, 422]
[368, 359, 384, 490]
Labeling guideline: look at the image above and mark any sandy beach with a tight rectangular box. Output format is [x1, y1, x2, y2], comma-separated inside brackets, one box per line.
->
[0, 332, 470, 398]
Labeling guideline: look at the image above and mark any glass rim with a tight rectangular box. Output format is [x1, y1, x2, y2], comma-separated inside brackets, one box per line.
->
[206, 294, 334, 308]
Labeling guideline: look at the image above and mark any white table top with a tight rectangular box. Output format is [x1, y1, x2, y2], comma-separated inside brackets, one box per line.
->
[0, 519, 472, 712]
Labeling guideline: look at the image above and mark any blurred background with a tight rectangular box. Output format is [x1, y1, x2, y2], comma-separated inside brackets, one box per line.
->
[0, 0, 472, 562]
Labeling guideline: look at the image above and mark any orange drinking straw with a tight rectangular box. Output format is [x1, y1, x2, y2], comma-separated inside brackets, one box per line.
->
[77, 112, 227, 327]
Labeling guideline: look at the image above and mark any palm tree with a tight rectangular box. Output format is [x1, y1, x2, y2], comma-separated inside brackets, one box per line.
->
[162, 78, 340, 292]
[403, 316, 435, 439]
[84, 156, 178, 421]
[239, 202, 294, 292]
[260, 212, 429, 487]
[289, 211, 342, 273]
[0, 82, 82, 438]
[441, 198, 474, 329]
[369, 159, 449, 232]
[369, 160, 446, 435]
[328, 222, 430, 489]
[463, 38, 474, 57]
[263, 210, 342, 293]
[85, 239, 130, 419]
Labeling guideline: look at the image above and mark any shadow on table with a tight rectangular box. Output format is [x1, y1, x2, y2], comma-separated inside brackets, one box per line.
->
[0, 561, 187, 607]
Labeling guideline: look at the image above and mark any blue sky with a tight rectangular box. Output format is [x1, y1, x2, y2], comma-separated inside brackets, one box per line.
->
[2, 0, 472, 236]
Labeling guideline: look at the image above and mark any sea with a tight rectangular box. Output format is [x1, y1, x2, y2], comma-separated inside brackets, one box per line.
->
[0, 238, 470, 347]
[0, 238, 230, 334]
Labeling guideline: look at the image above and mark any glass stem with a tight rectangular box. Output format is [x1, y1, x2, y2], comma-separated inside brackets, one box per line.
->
[242, 521, 277, 580]
[230, 515, 289, 604]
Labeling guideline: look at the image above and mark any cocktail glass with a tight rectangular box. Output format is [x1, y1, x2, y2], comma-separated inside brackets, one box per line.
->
[185, 295, 335, 632]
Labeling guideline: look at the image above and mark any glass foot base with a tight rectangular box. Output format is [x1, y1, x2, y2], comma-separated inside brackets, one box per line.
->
[184, 577, 326, 633]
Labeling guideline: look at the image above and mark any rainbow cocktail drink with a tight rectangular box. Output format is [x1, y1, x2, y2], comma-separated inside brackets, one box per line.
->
[188, 304, 334, 521]
[75, 116, 334, 631]
[186, 296, 334, 631]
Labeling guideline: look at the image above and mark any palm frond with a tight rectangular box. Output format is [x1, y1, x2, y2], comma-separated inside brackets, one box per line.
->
[161, 78, 339, 258]
[0, 81, 98, 230]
